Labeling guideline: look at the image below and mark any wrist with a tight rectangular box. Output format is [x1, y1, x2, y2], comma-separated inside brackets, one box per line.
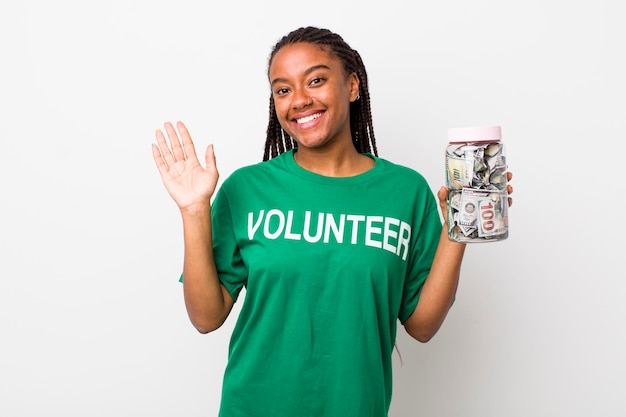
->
[180, 203, 211, 219]
[440, 224, 467, 249]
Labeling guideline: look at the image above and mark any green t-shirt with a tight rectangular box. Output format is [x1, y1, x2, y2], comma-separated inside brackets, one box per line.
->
[210, 150, 441, 417]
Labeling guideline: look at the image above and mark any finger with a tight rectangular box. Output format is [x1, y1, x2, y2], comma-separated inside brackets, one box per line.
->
[151, 143, 169, 176]
[155, 128, 175, 166]
[164, 121, 186, 162]
[205, 143, 219, 178]
[508, 196, 513, 207]
[176, 121, 199, 164]
[507, 171, 513, 181]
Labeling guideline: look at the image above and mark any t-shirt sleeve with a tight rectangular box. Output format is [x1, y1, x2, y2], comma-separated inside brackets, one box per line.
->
[398, 188, 442, 323]
[210, 186, 249, 302]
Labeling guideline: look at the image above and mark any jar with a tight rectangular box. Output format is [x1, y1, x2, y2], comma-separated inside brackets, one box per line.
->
[445, 125, 508, 242]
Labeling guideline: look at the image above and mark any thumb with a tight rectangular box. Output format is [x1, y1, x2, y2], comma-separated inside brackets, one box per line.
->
[437, 186, 448, 206]
[437, 186, 449, 223]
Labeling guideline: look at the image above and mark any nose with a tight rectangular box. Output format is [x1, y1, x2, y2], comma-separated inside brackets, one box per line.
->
[292, 89, 312, 109]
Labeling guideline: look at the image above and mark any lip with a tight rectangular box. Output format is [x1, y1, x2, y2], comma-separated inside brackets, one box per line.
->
[292, 110, 324, 128]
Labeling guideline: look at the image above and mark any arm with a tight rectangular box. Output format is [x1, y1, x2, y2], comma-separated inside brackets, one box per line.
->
[403, 216, 465, 343]
[404, 174, 513, 342]
[152, 121, 233, 333]
[179, 205, 234, 333]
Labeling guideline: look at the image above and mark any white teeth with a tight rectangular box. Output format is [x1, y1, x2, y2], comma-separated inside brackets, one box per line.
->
[296, 113, 321, 124]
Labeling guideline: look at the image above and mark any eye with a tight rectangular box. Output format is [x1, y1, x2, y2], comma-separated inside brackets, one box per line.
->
[274, 87, 290, 96]
[310, 77, 326, 86]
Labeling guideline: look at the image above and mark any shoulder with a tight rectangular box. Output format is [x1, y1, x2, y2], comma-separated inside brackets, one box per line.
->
[372, 156, 430, 186]
[220, 152, 290, 189]
[370, 156, 438, 212]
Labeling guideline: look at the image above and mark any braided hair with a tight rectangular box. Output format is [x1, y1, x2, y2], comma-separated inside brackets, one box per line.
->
[263, 26, 378, 161]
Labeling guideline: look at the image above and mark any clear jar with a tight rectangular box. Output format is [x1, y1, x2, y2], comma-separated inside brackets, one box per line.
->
[445, 126, 509, 243]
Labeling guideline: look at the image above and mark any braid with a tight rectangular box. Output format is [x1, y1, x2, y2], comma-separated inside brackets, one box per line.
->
[350, 51, 378, 156]
[263, 26, 378, 161]
[264, 95, 295, 161]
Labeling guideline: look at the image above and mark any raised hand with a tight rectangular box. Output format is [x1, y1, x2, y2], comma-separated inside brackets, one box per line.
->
[152, 121, 219, 212]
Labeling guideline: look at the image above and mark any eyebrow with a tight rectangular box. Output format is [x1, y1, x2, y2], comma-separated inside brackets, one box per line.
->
[270, 64, 331, 87]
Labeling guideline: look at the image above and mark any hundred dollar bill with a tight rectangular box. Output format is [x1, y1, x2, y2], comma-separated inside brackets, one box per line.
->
[455, 189, 507, 238]
[459, 200, 478, 227]
[447, 142, 508, 191]
[477, 194, 507, 237]
[451, 210, 477, 237]
[457, 189, 480, 237]
[446, 152, 474, 189]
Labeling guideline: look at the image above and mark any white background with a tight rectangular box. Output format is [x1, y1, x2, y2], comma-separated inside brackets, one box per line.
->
[1, 0, 624, 416]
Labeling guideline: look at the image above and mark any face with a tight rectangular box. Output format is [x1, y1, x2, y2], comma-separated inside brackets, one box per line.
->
[269, 42, 360, 151]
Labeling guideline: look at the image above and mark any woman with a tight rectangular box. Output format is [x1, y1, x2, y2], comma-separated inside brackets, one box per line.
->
[152, 26, 513, 417]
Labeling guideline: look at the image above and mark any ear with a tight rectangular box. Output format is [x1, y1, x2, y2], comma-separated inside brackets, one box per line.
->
[348, 72, 360, 102]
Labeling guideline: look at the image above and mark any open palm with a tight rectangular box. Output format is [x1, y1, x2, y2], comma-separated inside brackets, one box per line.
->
[152, 121, 219, 210]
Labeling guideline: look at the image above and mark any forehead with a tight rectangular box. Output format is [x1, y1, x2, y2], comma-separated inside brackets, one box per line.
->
[269, 42, 343, 79]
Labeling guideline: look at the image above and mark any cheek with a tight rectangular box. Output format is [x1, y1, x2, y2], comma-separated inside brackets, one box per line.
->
[275, 111, 291, 131]
[273, 100, 290, 121]
[274, 109, 294, 135]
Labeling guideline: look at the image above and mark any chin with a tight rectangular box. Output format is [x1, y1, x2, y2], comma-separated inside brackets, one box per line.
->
[292, 134, 333, 149]
[296, 141, 331, 151]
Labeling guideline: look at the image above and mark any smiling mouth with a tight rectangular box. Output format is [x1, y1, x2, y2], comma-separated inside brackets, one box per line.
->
[296, 112, 322, 124]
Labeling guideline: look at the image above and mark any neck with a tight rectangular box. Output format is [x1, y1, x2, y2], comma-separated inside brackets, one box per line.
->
[293, 145, 374, 177]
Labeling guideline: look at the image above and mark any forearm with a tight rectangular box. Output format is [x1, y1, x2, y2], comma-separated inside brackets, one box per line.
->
[404, 225, 466, 342]
[180, 206, 232, 333]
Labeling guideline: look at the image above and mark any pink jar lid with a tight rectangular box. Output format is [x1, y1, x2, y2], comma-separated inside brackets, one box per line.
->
[448, 125, 501, 143]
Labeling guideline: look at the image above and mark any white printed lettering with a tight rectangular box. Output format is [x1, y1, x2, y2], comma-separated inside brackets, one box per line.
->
[324, 213, 345, 243]
[346, 214, 365, 244]
[284, 210, 302, 240]
[246, 209, 412, 261]
[397, 221, 411, 260]
[383, 217, 400, 253]
[303, 211, 324, 243]
[365, 216, 383, 248]
[264, 209, 285, 240]
[248, 210, 265, 240]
